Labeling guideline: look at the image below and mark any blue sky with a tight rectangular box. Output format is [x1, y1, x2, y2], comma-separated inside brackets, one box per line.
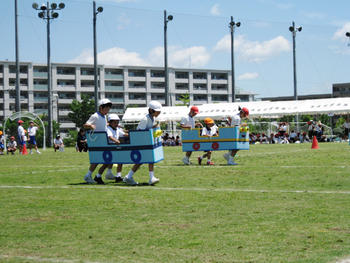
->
[1, 0, 350, 98]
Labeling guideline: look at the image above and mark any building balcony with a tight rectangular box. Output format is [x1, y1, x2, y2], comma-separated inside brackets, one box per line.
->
[34, 97, 48, 102]
[211, 79, 228, 84]
[210, 89, 228, 94]
[34, 109, 48, 115]
[58, 98, 74, 104]
[105, 86, 124, 92]
[33, 72, 48, 78]
[107, 98, 124, 103]
[34, 84, 48, 91]
[104, 73, 123, 80]
[193, 79, 207, 84]
[58, 110, 70, 116]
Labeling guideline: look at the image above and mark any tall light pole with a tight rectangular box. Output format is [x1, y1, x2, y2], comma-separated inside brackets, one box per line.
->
[164, 10, 173, 106]
[289, 21, 302, 131]
[33, 2, 65, 146]
[346, 32, 350, 45]
[93, 1, 103, 112]
[15, 0, 21, 113]
[229, 16, 240, 103]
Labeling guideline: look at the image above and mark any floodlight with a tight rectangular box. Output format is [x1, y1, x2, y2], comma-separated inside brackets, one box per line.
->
[51, 3, 57, 9]
[97, 6, 103, 13]
[236, 22, 241, 27]
[40, 4, 47, 10]
[298, 26, 302, 32]
[167, 15, 173, 21]
[38, 12, 45, 18]
[289, 26, 294, 32]
[32, 3, 39, 9]
[346, 32, 350, 37]
[52, 12, 59, 18]
[58, 3, 65, 9]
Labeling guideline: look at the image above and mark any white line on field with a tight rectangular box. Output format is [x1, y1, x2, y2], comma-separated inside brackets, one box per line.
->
[0, 185, 350, 195]
[0, 168, 82, 176]
[156, 165, 350, 169]
[337, 257, 350, 263]
[0, 254, 101, 263]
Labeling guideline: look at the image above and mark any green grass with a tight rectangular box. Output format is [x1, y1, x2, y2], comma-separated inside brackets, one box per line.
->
[1, 143, 350, 262]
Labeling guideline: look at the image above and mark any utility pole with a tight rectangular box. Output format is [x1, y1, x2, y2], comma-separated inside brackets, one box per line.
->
[93, 1, 103, 112]
[229, 16, 240, 103]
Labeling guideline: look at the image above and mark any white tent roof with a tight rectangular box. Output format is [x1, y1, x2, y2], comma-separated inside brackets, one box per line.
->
[122, 97, 350, 122]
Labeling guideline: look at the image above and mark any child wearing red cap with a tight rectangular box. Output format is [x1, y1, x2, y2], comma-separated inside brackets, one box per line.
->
[223, 107, 249, 165]
[7, 136, 17, 155]
[180, 106, 203, 165]
[198, 118, 218, 165]
[17, 120, 26, 154]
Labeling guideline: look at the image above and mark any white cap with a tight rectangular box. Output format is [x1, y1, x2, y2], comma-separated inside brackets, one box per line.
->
[108, 114, 120, 121]
[98, 98, 112, 107]
[149, 100, 162, 112]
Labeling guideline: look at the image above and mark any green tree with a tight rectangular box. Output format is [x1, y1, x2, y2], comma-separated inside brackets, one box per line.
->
[176, 94, 190, 106]
[68, 94, 95, 128]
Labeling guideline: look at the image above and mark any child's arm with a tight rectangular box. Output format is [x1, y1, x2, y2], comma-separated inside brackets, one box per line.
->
[83, 123, 96, 130]
[109, 136, 120, 144]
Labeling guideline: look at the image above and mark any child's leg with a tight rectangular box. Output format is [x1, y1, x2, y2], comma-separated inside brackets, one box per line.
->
[97, 164, 109, 177]
[148, 163, 159, 185]
[125, 163, 142, 179]
[116, 164, 123, 177]
[206, 151, 212, 160]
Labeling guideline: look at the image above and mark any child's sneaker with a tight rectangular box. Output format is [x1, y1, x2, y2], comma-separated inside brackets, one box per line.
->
[115, 176, 123, 183]
[207, 161, 214, 165]
[182, 156, 191, 165]
[223, 152, 230, 161]
[198, 157, 202, 165]
[94, 176, 105, 185]
[105, 170, 115, 180]
[84, 174, 95, 184]
[227, 160, 238, 165]
[148, 177, 160, 185]
[123, 177, 138, 186]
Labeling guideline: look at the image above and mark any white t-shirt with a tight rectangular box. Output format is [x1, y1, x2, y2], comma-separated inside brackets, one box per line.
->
[28, 126, 38, 136]
[201, 125, 218, 136]
[86, 112, 107, 132]
[343, 122, 350, 129]
[106, 126, 125, 143]
[18, 126, 25, 138]
[7, 141, 17, 148]
[180, 114, 195, 128]
[290, 132, 297, 139]
[230, 114, 241, 126]
[137, 114, 155, 130]
[54, 138, 63, 145]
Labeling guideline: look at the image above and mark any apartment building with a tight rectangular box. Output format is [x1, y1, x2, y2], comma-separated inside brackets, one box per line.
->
[0, 61, 256, 132]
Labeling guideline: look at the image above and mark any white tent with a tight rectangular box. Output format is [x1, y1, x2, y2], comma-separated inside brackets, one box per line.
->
[122, 97, 350, 122]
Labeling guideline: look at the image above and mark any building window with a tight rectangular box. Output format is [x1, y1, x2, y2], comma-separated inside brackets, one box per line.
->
[193, 94, 207, 101]
[105, 68, 123, 75]
[129, 93, 146, 100]
[0, 91, 3, 98]
[80, 80, 94, 87]
[9, 78, 28, 86]
[193, 84, 207, 91]
[33, 66, 47, 73]
[57, 80, 75, 87]
[57, 67, 75, 75]
[151, 82, 164, 89]
[9, 65, 28, 74]
[193, 72, 207, 79]
[81, 92, 94, 98]
[175, 83, 189, 90]
[0, 65, 3, 73]
[212, 94, 228, 101]
[211, 84, 227, 91]
[105, 93, 124, 99]
[129, 82, 145, 88]
[58, 92, 76, 99]
[80, 68, 94, 76]
[151, 93, 165, 100]
[128, 69, 146, 77]
[150, 70, 164, 78]
[0, 78, 3, 85]
[175, 72, 188, 79]
[211, 72, 227, 80]
[34, 79, 48, 85]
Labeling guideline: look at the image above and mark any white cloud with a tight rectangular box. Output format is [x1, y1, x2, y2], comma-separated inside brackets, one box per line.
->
[214, 34, 291, 62]
[148, 46, 211, 68]
[69, 47, 149, 66]
[69, 45, 210, 68]
[333, 22, 350, 41]
[238, 72, 259, 80]
[210, 4, 220, 16]
[116, 13, 131, 30]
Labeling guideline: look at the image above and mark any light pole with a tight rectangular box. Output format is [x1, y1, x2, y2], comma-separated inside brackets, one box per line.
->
[164, 10, 173, 106]
[32, 1, 65, 146]
[15, 0, 20, 113]
[346, 32, 350, 45]
[289, 21, 302, 131]
[93, 1, 103, 112]
[229, 16, 240, 103]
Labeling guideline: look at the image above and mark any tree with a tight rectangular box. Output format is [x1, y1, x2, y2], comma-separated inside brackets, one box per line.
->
[68, 94, 95, 128]
[176, 94, 190, 106]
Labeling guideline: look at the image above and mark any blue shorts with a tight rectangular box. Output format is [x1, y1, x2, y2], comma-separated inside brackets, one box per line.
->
[29, 136, 37, 145]
[18, 136, 25, 146]
[0, 143, 4, 149]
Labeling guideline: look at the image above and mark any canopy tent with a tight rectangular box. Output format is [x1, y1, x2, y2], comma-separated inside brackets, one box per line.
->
[122, 97, 350, 122]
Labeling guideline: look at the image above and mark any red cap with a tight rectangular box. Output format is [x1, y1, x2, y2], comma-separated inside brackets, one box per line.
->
[241, 107, 249, 116]
[10, 136, 15, 140]
[190, 106, 199, 114]
[18, 120, 24, 124]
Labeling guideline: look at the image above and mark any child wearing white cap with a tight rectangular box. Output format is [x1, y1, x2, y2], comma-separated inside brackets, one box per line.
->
[83, 98, 112, 184]
[123, 100, 162, 186]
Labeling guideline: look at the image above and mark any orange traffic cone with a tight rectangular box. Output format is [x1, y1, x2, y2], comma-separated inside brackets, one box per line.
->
[22, 143, 28, 155]
[311, 136, 319, 149]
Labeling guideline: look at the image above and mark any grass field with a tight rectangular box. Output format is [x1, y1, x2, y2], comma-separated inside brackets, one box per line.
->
[1, 143, 350, 263]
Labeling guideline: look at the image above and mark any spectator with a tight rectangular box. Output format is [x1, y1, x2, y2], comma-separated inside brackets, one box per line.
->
[268, 133, 276, 144]
[7, 136, 17, 155]
[0, 131, 4, 155]
[175, 135, 181, 146]
[260, 133, 268, 144]
[289, 130, 298, 143]
[307, 120, 315, 139]
[54, 135, 64, 152]
[76, 128, 88, 152]
[342, 116, 350, 139]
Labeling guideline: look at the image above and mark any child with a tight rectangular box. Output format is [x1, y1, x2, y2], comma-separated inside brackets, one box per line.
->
[7, 136, 17, 155]
[54, 135, 64, 152]
[0, 131, 4, 155]
[180, 106, 202, 165]
[83, 98, 112, 184]
[76, 128, 88, 152]
[17, 120, 26, 154]
[123, 100, 162, 186]
[27, 121, 41, 154]
[198, 118, 218, 165]
[95, 114, 128, 184]
[223, 107, 249, 165]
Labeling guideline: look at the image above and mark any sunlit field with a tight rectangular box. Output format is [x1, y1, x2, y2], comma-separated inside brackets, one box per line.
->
[1, 143, 350, 263]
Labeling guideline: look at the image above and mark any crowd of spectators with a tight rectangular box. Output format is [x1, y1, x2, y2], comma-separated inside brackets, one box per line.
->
[162, 133, 181, 146]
